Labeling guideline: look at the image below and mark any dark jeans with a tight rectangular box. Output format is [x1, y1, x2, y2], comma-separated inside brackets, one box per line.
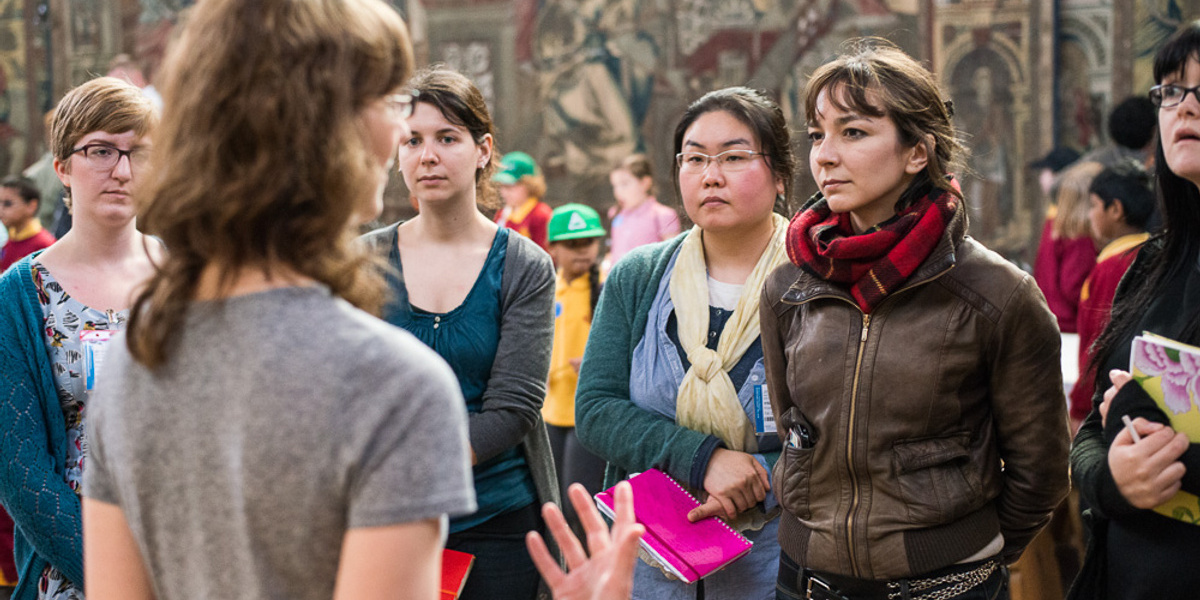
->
[446, 503, 543, 600]
[546, 424, 607, 536]
[776, 552, 1009, 600]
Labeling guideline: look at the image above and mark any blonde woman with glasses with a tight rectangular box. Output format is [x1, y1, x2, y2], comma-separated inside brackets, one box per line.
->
[0, 75, 158, 600]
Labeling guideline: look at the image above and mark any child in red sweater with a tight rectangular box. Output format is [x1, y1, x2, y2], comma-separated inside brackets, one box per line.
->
[494, 151, 552, 250]
[0, 175, 55, 272]
[1070, 162, 1155, 431]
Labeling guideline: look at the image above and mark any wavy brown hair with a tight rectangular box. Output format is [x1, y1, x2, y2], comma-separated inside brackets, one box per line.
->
[407, 68, 501, 209]
[127, 0, 413, 368]
[804, 38, 963, 208]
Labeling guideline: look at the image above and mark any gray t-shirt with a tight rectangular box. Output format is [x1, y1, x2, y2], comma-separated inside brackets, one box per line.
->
[83, 286, 476, 600]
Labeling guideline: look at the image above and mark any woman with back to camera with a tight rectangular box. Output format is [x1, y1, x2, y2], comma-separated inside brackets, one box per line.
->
[0, 75, 158, 600]
[574, 86, 791, 600]
[760, 40, 1069, 599]
[79, 2, 477, 600]
[1071, 21, 1200, 598]
[362, 67, 558, 600]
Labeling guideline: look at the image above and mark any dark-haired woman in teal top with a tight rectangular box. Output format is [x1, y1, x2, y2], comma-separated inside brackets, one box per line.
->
[361, 67, 557, 600]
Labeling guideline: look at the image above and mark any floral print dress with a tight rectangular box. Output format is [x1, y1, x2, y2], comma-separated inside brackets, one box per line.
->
[32, 260, 127, 600]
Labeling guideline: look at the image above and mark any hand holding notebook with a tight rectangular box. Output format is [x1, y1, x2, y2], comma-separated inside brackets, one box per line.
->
[594, 469, 753, 584]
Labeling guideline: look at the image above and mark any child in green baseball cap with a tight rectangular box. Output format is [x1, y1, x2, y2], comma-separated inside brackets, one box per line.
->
[544, 203, 607, 535]
[494, 151, 553, 250]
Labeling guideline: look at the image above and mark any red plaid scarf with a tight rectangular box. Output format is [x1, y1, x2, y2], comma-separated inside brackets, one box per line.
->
[786, 186, 959, 313]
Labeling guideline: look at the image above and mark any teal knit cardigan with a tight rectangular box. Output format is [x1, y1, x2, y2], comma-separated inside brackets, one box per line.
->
[574, 235, 780, 489]
[0, 255, 84, 599]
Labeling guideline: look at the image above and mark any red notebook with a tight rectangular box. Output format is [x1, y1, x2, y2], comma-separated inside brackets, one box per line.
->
[440, 548, 475, 599]
[594, 468, 753, 583]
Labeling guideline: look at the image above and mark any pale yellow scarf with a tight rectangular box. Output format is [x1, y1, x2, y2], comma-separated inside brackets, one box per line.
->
[669, 213, 788, 452]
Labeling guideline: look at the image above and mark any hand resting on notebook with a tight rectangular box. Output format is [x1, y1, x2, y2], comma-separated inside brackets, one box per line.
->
[687, 448, 770, 522]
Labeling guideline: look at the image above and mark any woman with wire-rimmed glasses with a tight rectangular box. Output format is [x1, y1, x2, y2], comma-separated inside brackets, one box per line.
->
[574, 87, 791, 599]
[0, 75, 158, 600]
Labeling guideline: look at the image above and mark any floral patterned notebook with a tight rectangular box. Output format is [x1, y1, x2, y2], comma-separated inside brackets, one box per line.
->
[1131, 332, 1200, 524]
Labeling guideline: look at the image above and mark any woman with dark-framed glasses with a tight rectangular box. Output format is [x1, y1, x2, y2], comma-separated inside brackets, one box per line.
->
[1070, 21, 1200, 599]
[0, 76, 158, 600]
[574, 87, 790, 599]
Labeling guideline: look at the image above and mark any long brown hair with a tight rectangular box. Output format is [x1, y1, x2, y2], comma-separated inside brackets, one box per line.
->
[804, 38, 963, 208]
[127, 0, 413, 368]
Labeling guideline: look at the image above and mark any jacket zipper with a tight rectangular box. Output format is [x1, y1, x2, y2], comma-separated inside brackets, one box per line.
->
[787, 263, 955, 576]
[845, 312, 869, 577]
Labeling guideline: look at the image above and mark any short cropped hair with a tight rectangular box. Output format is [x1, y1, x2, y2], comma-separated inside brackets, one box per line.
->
[1090, 161, 1156, 230]
[50, 76, 156, 163]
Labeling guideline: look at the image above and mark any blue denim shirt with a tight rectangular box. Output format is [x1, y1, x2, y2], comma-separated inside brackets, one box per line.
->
[628, 248, 781, 508]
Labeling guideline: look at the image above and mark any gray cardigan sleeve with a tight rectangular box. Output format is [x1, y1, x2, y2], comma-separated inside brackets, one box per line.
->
[471, 233, 556, 463]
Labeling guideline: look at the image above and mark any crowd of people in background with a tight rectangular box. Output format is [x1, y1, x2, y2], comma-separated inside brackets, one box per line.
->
[1, 1, 1200, 600]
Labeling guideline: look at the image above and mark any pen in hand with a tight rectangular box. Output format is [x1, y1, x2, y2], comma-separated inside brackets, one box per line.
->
[1122, 414, 1143, 443]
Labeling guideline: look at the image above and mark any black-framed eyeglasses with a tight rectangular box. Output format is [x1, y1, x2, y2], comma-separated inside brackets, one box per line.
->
[69, 143, 150, 171]
[1150, 83, 1200, 108]
[384, 93, 414, 120]
[675, 149, 767, 173]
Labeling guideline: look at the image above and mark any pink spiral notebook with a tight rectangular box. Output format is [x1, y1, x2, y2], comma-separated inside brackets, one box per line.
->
[593, 468, 753, 583]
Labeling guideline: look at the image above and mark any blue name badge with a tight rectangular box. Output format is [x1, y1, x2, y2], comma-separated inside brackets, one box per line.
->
[753, 384, 776, 434]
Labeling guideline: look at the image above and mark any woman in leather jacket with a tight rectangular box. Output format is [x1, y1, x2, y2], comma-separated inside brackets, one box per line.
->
[760, 39, 1070, 600]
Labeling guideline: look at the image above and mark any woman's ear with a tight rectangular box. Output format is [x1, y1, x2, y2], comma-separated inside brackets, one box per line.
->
[53, 156, 70, 187]
[477, 133, 494, 169]
[905, 135, 932, 175]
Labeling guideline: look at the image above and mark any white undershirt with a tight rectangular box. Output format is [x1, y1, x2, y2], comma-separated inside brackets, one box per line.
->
[706, 276, 743, 311]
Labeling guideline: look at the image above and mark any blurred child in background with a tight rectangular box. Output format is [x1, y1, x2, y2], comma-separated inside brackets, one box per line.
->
[495, 151, 552, 250]
[0, 176, 55, 272]
[1070, 161, 1155, 432]
[1034, 161, 1104, 333]
[544, 203, 608, 534]
[605, 154, 679, 272]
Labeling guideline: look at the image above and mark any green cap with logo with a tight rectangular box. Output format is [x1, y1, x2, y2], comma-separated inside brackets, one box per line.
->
[493, 151, 540, 185]
[548, 203, 606, 242]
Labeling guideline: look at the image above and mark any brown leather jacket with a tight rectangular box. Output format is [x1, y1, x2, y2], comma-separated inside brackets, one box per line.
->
[760, 202, 1070, 580]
